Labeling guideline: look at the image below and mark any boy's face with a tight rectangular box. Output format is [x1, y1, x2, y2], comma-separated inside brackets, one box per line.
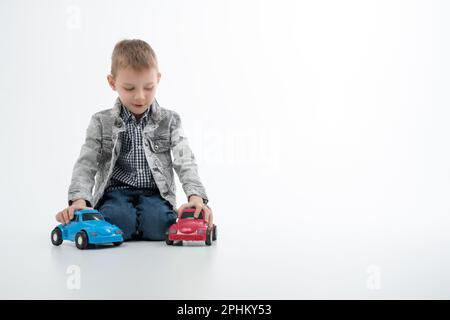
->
[107, 66, 161, 117]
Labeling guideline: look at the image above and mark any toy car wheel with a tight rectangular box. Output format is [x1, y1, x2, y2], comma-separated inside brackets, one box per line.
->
[205, 228, 213, 246]
[51, 228, 63, 246]
[112, 242, 122, 247]
[166, 232, 174, 245]
[212, 225, 217, 241]
[75, 231, 88, 250]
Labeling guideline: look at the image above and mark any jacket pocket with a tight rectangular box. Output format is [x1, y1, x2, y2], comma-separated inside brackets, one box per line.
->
[148, 136, 172, 168]
[149, 137, 170, 153]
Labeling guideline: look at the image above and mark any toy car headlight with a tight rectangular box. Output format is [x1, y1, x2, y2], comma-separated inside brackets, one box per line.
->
[197, 229, 205, 234]
[115, 229, 123, 235]
[169, 229, 177, 234]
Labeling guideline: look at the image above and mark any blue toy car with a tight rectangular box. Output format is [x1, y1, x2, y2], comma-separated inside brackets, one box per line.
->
[51, 209, 124, 249]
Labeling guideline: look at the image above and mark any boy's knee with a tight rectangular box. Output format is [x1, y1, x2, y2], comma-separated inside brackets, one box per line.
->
[98, 204, 137, 241]
[138, 206, 176, 241]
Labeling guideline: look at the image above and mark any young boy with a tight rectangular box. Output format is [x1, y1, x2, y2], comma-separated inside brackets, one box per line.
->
[55, 39, 213, 241]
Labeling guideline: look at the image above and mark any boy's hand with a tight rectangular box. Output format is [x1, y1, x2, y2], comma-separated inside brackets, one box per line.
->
[55, 199, 91, 226]
[178, 195, 214, 229]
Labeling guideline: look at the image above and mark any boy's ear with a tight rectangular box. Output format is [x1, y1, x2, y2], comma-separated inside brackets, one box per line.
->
[107, 74, 116, 91]
[157, 72, 161, 84]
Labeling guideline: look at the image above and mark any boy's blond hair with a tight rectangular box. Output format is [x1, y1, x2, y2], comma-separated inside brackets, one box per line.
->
[111, 39, 158, 77]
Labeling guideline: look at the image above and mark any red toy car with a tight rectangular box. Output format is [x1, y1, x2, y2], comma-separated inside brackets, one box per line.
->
[166, 208, 217, 246]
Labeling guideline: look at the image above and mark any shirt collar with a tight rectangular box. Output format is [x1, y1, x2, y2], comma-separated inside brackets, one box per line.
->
[120, 102, 152, 125]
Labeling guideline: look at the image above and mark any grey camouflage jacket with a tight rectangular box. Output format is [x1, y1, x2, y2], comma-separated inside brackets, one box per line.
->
[67, 97, 208, 210]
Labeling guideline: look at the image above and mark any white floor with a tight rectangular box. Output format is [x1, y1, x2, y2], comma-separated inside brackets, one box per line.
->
[1, 216, 450, 299]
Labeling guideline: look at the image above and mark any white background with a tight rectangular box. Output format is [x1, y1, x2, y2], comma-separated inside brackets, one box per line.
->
[1, 0, 449, 299]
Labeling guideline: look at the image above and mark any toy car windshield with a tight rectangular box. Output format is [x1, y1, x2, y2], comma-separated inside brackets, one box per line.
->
[180, 211, 204, 219]
[82, 213, 104, 221]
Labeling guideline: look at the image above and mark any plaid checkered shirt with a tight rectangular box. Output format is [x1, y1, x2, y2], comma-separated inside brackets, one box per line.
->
[105, 103, 158, 193]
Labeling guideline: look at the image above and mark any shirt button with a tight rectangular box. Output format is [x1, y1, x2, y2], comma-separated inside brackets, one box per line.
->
[154, 144, 159, 150]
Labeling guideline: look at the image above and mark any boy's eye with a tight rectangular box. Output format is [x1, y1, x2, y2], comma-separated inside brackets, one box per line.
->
[145, 87, 154, 91]
[124, 88, 134, 91]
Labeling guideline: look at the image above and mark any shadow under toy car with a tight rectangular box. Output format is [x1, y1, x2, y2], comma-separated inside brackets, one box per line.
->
[51, 209, 124, 249]
[166, 208, 217, 246]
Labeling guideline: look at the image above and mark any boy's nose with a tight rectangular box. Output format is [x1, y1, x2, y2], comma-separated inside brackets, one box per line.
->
[134, 90, 145, 100]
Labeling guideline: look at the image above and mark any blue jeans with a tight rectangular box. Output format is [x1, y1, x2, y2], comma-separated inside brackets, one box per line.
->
[95, 188, 178, 241]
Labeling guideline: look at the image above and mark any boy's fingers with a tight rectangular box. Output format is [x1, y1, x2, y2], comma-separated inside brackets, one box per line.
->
[203, 207, 209, 222]
[66, 208, 72, 223]
[194, 204, 202, 218]
[71, 205, 84, 217]
[68, 207, 76, 220]
[57, 205, 83, 226]
[177, 204, 188, 216]
[62, 209, 70, 225]
[205, 207, 213, 228]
